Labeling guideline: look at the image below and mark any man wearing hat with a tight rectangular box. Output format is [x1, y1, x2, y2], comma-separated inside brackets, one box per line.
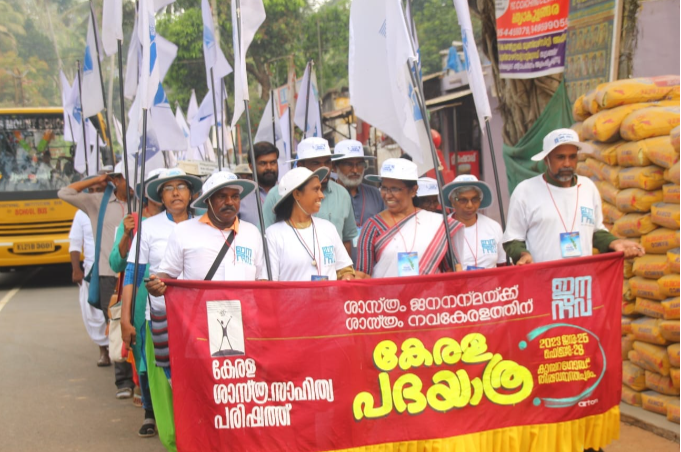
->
[443, 175, 506, 270]
[147, 171, 267, 293]
[262, 137, 357, 255]
[503, 128, 645, 264]
[58, 160, 136, 398]
[333, 139, 384, 262]
[239, 141, 279, 226]
[234, 164, 253, 180]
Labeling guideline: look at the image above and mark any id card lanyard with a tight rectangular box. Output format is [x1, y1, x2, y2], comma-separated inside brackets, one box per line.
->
[463, 220, 479, 269]
[545, 179, 582, 257]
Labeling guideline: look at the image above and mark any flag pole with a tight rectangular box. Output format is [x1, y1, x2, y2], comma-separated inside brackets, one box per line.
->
[88, 0, 116, 167]
[485, 119, 507, 230]
[209, 68, 223, 170]
[76, 60, 90, 176]
[270, 90, 276, 146]
[224, 86, 237, 164]
[407, 61, 460, 271]
[302, 60, 312, 138]
[130, 109, 149, 327]
[221, 80, 232, 168]
[116, 39, 132, 213]
[235, 0, 273, 280]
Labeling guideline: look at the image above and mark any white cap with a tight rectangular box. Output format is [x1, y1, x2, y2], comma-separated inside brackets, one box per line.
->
[273, 166, 329, 212]
[365, 158, 418, 182]
[234, 163, 252, 175]
[333, 140, 375, 161]
[191, 170, 256, 209]
[417, 177, 439, 197]
[288, 137, 340, 163]
[531, 128, 584, 161]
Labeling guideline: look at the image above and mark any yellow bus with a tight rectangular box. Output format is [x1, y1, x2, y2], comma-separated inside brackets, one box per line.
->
[0, 107, 84, 270]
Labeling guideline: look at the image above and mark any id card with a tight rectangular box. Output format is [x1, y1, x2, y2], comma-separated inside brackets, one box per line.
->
[311, 275, 329, 281]
[397, 252, 419, 277]
[560, 232, 582, 258]
[466, 265, 485, 271]
[352, 226, 362, 248]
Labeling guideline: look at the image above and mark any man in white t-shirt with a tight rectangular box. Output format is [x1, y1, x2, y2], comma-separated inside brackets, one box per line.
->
[443, 175, 506, 270]
[146, 171, 267, 296]
[503, 128, 645, 264]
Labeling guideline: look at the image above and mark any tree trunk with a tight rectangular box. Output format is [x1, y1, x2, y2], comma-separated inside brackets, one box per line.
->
[475, 0, 563, 146]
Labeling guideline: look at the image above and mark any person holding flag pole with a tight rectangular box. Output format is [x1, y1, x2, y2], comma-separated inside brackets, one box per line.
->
[231, 0, 272, 279]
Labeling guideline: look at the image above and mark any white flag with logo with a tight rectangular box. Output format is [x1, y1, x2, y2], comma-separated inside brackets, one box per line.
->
[102, 0, 123, 56]
[452, 0, 492, 131]
[190, 90, 217, 147]
[349, 0, 433, 174]
[82, 9, 105, 118]
[293, 62, 322, 138]
[59, 71, 75, 142]
[202, 0, 233, 91]
[66, 73, 83, 145]
[150, 83, 187, 151]
[231, 0, 266, 128]
[254, 94, 283, 145]
[138, 0, 160, 110]
[75, 119, 102, 175]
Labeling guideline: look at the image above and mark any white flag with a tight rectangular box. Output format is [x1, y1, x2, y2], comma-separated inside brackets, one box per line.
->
[138, 0, 160, 110]
[102, 0, 123, 56]
[75, 120, 101, 175]
[82, 9, 105, 118]
[231, 0, 266, 128]
[202, 0, 233, 91]
[349, 0, 433, 175]
[175, 106, 191, 160]
[254, 94, 283, 145]
[156, 34, 178, 81]
[59, 71, 75, 142]
[278, 108, 291, 180]
[187, 90, 199, 123]
[452, 0, 492, 131]
[66, 73, 84, 146]
[124, 14, 140, 100]
[190, 91, 217, 147]
[293, 62, 322, 138]
[150, 83, 187, 151]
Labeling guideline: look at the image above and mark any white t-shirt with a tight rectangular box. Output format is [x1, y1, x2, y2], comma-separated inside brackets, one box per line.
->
[453, 213, 506, 270]
[266, 218, 353, 281]
[503, 175, 608, 263]
[160, 217, 267, 282]
[128, 212, 178, 318]
[69, 210, 95, 273]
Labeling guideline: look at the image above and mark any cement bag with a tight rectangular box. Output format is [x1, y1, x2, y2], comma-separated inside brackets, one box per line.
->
[613, 213, 657, 238]
[573, 96, 590, 121]
[571, 122, 585, 141]
[668, 398, 680, 424]
[622, 316, 634, 334]
[629, 349, 660, 372]
[672, 125, 680, 152]
[631, 317, 668, 345]
[662, 184, 680, 203]
[621, 385, 643, 406]
[623, 361, 647, 391]
[621, 106, 681, 141]
[590, 141, 623, 165]
[595, 181, 620, 204]
[584, 87, 604, 115]
[622, 302, 636, 316]
[600, 163, 622, 187]
[633, 255, 672, 279]
[615, 188, 663, 213]
[642, 391, 677, 416]
[602, 202, 625, 225]
[618, 166, 666, 190]
[585, 158, 606, 179]
[576, 162, 593, 177]
[617, 140, 652, 167]
[595, 76, 680, 109]
[583, 104, 651, 142]
[641, 228, 680, 254]
[623, 278, 634, 301]
[634, 297, 664, 318]
[623, 333, 636, 359]
[660, 319, 680, 342]
[629, 276, 666, 301]
[668, 248, 680, 273]
[645, 370, 679, 395]
[672, 368, 680, 390]
[651, 202, 680, 229]
[658, 274, 680, 298]
[633, 340, 671, 375]
[669, 343, 681, 367]
[667, 162, 680, 184]
[662, 297, 680, 320]
[641, 136, 680, 169]
[624, 260, 635, 279]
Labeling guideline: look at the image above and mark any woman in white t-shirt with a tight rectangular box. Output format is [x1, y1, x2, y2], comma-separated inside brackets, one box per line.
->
[443, 175, 506, 270]
[266, 167, 355, 281]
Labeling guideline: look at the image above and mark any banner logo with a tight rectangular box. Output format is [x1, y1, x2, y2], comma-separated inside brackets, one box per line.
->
[207, 300, 245, 357]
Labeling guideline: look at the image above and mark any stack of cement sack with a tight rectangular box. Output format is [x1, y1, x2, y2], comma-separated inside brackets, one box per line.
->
[572, 76, 680, 424]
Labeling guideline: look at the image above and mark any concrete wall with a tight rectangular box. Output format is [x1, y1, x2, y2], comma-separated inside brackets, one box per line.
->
[631, 0, 680, 77]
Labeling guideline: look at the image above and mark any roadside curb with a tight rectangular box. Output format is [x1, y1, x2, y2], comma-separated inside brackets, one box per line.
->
[620, 403, 680, 444]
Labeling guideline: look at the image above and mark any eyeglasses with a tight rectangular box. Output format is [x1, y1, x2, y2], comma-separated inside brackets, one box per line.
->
[454, 196, 481, 205]
[162, 183, 189, 193]
[337, 161, 366, 169]
[379, 186, 406, 195]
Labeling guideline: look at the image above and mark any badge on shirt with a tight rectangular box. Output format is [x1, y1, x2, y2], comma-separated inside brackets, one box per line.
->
[466, 265, 485, 271]
[397, 252, 419, 277]
[560, 232, 582, 258]
[311, 275, 329, 281]
[352, 226, 362, 248]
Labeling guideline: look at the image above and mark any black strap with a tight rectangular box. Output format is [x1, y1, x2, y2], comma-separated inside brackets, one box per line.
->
[205, 231, 235, 280]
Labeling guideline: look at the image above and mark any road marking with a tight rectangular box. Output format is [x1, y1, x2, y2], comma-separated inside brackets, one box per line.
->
[0, 268, 40, 315]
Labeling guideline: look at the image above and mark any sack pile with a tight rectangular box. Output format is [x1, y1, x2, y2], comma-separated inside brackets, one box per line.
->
[573, 76, 680, 424]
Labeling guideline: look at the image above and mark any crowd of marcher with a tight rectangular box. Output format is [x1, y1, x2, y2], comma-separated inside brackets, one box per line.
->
[62, 128, 645, 449]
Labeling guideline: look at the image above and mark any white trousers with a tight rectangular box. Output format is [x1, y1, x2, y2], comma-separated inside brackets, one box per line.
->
[78, 281, 108, 347]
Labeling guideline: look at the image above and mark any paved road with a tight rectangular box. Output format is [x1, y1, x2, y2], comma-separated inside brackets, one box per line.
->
[0, 265, 164, 452]
[0, 265, 677, 452]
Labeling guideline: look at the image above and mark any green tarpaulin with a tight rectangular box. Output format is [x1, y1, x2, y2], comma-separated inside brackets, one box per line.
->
[502, 80, 575, 194]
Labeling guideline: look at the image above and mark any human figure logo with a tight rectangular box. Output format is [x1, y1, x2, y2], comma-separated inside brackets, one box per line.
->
[207, 300, 245, 357]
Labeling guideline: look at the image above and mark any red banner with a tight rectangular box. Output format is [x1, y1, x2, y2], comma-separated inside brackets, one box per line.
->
[165, 253, 624, 452]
